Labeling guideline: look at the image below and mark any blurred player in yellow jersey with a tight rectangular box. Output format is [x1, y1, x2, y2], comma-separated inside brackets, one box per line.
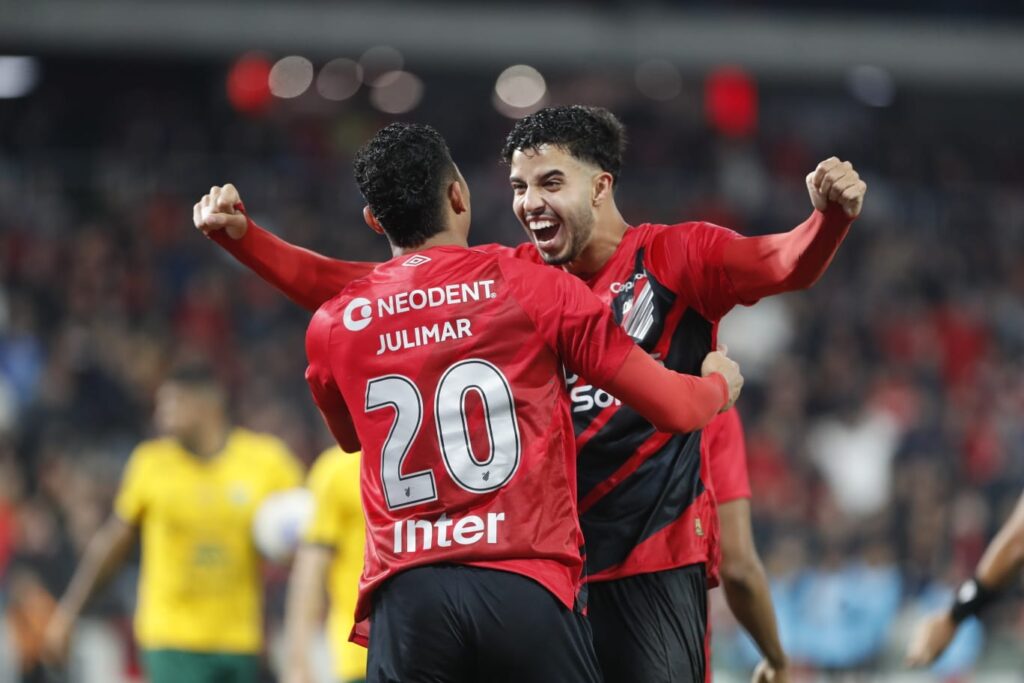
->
[43, 361, 303, 683]
[284, 447, 366, 683]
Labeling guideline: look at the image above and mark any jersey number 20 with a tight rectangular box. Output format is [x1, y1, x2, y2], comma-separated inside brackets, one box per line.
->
[365, 359, 521, 510]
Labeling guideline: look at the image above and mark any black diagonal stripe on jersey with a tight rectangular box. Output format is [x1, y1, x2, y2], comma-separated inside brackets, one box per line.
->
[575, 302, 715, 573]
[575, 269, 711, 501]
[580, 430, 704, 576]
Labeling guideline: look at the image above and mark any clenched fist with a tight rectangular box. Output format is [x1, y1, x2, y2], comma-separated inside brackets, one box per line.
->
[701, 346, 743, 412]
[193, 183, 248, 240]
[806, 157, 867, 218]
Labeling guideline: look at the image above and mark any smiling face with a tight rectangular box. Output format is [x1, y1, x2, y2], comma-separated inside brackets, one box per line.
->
[509, 144, 600, 265]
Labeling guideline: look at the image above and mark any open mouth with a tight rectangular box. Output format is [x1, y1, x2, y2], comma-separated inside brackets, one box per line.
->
[529, 218, 562, 245]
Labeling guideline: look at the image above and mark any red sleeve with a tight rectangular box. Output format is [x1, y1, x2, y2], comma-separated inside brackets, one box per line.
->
[500, 258, 632, 386]
[647, 222, 745, 322]
[305, 308, 361, 453]
[603, 347, 729, 434]
[705, 407, 751, 503]
[502, 259, 728, 433]
[718, 205, 853, 303]
[210, 215, 378, 312]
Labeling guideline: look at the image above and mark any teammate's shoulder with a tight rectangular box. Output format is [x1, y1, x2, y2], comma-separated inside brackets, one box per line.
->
[230, 428, 294, 459]
[307, 446, 360, 488]
[127, 436, 177, 464]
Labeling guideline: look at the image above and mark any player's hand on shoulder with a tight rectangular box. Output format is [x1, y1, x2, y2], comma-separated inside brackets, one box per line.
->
[906, 611, 957, 667]
[752, 660, 790, 683]
[701, 344, 743, 411]
[806, 157, 866, 218]
[193, 183, 248, 239]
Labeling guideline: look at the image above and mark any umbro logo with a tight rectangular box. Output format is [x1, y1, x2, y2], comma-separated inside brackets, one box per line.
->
[402, 255, 431, 267]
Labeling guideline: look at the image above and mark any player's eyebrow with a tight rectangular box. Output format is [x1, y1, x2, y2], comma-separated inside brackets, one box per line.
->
[509, 169, 564, 185]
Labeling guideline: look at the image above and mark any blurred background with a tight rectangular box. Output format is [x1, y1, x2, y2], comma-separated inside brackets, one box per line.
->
[1, 0, 1023, 681]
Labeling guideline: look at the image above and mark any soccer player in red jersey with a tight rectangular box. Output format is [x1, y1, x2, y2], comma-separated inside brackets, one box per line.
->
[196, 107, 865, 682]
[290, 122, 742, 682]
[705, 409, 788, 683]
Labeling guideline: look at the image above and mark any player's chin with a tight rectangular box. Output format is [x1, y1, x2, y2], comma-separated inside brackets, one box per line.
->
[531, 228, 573, 264]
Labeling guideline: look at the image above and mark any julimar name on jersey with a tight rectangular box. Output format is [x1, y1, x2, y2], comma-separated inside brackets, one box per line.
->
[376, 318, 473, 355]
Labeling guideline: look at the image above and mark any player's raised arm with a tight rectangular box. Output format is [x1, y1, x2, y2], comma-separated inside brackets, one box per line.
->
[907, 490, 1024, 667]
[194, 184, 378, 312]
[718, 158, 865, 301]
[503, 258, 740, 434]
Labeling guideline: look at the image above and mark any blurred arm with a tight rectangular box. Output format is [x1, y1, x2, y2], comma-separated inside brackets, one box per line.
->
[908, 490, 1024, 666]
[976, 491, 1024, 588]
[211, 217, 378, 312]
[720, 205, 852, 301]
[718, 499, 788, 672]
[284, 544, 333, 683]
[45, 514, 136, 664]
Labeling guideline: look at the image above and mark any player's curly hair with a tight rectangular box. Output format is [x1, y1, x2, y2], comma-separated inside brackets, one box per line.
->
[501, 105, 627, 181]
[353, 123, 457, 248]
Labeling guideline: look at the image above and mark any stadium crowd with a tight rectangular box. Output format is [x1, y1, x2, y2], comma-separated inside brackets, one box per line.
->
[1, 60, 1023, 680]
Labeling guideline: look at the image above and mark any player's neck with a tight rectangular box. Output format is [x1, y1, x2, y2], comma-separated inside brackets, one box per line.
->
[564, 206, 629, 278]
[390, 231, 467, 258]
[180, 420, 231, 460]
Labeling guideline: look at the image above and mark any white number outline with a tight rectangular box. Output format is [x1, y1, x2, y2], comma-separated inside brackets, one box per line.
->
[434, 359, 521, 494]
[365, 375, 437, 510]
[366, 360, 521, 510]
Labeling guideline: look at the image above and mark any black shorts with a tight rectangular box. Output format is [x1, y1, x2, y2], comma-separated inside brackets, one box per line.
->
[367, 564, 602, 683]
[588, 563, 708, 683]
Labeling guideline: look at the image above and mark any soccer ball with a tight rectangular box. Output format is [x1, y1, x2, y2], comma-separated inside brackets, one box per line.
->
[252, 488, 315, 563]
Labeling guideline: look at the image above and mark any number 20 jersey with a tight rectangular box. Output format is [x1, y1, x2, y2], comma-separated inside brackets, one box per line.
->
[304, 246, 637, 644]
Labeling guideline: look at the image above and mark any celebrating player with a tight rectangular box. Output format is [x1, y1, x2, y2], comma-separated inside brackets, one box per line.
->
[907, 490, 1024, 667]
[284, 446, 367, 683]
[196, 106, 864, 682]
[43, 361, 303, 683]
[286, 122, 741, 681]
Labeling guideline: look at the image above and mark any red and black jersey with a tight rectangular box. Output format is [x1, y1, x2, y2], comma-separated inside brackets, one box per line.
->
[216, 205, 851, 584]
[303, 245, 728, 645]
[536, 222, 749, 581]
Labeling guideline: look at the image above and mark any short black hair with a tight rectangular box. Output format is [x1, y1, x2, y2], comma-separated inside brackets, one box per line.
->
[353, 123, 458, 249]
[501, 106, 627, 181]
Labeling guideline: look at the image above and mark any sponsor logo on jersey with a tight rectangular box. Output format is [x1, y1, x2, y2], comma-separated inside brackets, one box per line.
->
[609, 272, 647, 294]
[392, 511, 506, 553]
[343, 297, 374, 331]
[342, 280, 497, 334]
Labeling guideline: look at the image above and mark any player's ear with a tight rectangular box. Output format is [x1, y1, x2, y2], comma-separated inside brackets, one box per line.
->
[592, 171, 614, 206]
[448, 180, 468, 215]
[363, 206, 386, 235]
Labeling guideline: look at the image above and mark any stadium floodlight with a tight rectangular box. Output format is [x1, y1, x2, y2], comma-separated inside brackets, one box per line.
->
[0, 56, 40, 99]
[369, 71, 423, 114]
[269, 56, 314, 99]
[317, 58, 363, 102]
[361, 46, 404, 88]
